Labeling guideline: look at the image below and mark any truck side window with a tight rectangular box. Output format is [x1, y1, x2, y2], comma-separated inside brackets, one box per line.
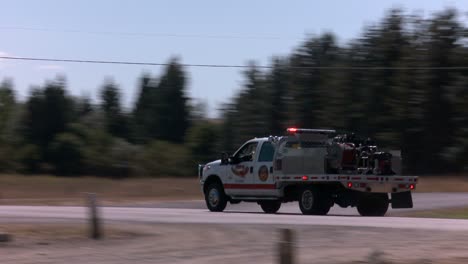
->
[235, 142, 258, 162]
[258, 142, 275, 162]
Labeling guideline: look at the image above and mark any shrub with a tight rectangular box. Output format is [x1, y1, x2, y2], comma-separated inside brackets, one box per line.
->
[49, 133, 84, 175]
[135, 140, 191, 177]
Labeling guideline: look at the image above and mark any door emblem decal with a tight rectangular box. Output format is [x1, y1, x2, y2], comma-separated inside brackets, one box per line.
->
[231, 165, 249, 177]
[258, 165, 269, 182]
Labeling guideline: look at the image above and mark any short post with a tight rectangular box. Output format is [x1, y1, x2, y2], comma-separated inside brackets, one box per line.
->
[0, 233, 11, 242]
[86, 193, 102, 240]
[278, 228, 295, 264]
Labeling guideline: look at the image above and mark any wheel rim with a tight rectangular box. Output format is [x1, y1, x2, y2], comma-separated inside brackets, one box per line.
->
[208, 188, 220, 207]
[302, 190, 314, 210]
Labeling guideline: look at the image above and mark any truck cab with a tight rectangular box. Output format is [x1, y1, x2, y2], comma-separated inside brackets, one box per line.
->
[201, 137, 279, 198]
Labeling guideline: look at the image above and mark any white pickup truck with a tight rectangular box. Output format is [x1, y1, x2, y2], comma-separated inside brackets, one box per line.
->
[199, 128, 418, 216]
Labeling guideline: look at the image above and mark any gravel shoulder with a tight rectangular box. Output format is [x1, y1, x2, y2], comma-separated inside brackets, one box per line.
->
[2, 222, 468, 264]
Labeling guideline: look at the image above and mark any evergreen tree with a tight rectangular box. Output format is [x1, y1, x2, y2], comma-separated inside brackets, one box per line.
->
[266, 58, 289, 135]
[156, 58, 190, 143]
[133, 74, 157, 142]
[22, 77, 75, 171]
[100, 79, 129, 139]
[0, 79, 16, 137]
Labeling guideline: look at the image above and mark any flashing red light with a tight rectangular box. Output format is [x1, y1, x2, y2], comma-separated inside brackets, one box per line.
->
[409, 184, 415, 190]
[347, 182, 353, 188]
[287, 127, 298, 133]
[302, 175, 308, 181]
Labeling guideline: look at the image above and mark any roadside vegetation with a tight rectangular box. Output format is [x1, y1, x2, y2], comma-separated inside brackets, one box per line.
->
[0, 174, 465, 205]
[0, 175, 201, 204]
[1, 8, 468, 177]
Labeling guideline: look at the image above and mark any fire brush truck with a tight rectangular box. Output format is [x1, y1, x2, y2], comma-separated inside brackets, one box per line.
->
[198, 128, 417, 216]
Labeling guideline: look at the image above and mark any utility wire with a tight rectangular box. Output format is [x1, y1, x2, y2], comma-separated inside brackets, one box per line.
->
[2, 56, 468, 70]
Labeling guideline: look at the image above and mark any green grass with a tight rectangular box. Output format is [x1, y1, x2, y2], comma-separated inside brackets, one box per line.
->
[401, 207, 468, 219]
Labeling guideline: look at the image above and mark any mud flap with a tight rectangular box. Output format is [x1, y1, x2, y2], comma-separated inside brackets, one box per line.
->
[391, 191, 413, 209]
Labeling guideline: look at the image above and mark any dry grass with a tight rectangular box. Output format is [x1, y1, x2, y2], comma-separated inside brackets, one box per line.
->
[414, 176, 468, 193]
[0, 174, 202, 205]
[0, 223, 140, 243]
[0, 174, 468, 206]
[399, 206, 468, 219]
[2, 222, 468, 264]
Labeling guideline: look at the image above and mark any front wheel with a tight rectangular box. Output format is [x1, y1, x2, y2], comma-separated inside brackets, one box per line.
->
[357, 193, 389, 216]
[259, 200, 281, 214]
[299, 186, 331, 215]
[204, 182, 228, 212]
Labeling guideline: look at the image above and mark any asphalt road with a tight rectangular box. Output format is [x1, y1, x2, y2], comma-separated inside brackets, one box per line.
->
[1, 205, 468, 231]
[1, 193, 468, 231]
[133, 192, 468, 215]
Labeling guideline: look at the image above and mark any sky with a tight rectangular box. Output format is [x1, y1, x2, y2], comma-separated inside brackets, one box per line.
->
[0, 0, 466, 117]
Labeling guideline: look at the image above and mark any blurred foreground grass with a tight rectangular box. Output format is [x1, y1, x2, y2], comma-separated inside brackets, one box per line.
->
[1, 223, 139, 241]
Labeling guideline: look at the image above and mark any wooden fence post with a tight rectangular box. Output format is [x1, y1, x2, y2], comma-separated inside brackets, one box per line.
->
[278, 228, 295, 264]
[87, 193, 102, 239]
[0, 233, 11, 242]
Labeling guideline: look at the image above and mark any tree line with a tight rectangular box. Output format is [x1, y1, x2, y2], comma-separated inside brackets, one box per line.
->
[220, 8, 468, 175]
[0, 8, 468, 176]
[0, 58, 202, 177]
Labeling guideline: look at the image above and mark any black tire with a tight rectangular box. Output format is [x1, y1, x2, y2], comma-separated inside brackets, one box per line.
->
[259, 200, 282, 214]
[204, 182, 228, 212]
[298, 186, 331, 215]
[357, 193, 389, 216]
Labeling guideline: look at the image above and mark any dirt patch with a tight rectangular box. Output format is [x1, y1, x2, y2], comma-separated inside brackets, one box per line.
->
[2, 223, 468, 264]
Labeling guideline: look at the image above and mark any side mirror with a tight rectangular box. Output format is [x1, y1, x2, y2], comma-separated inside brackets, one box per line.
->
[229, 155, 239, 165]
[221, 152, 229, 165]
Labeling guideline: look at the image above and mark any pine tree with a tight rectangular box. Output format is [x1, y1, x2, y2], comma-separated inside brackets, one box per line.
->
[100, 79, 129, 139]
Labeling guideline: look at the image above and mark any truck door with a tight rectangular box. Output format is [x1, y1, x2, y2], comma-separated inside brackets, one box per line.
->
[225, 141, 258, 196]
[251, 141, 277, 197]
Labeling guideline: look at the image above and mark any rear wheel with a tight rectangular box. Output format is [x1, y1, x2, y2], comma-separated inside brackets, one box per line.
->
[204, 182, 228, 212]
[299, 186, 331, 215]
[357, 193, 389, 216]
[259, 200, 281, 214]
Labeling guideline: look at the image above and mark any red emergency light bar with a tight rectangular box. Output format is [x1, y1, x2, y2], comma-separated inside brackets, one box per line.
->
[286, 128, 336, 134]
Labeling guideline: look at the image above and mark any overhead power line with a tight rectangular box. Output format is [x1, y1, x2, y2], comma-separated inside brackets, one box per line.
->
[2, 56, 468, 70]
